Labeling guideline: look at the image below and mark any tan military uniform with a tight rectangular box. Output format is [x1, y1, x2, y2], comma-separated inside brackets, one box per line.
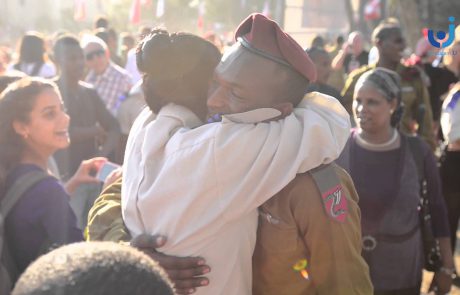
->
[86, 178, 129, 242]
[253, 164, 372, 295]
[87, 166, 373, 295]
[342, 63, 436, 149]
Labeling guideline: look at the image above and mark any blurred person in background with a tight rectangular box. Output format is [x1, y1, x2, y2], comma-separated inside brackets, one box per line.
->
[327, 35, 346, 91]
[310, 34, 325, 49]
[0, 46, 13, 75]
[440, 82, 460, 286]
[405, 37, 458, 138]
[342, 22, 436, 150]
[116, 81, 145, 162]
[8, 32, 56, 78]
[52, 35, 120, 229]
[94, 28, 124, 67]
[306, 47, 343, 103]
[82, 35, 132, 116]
[125, 26, 152, 85]
[93, 15, 109, 30]
[120, 32, 136, 67]
[443, 25, 460, 79]
[337, 68, 453, 295]
[332, 31, 369, 76]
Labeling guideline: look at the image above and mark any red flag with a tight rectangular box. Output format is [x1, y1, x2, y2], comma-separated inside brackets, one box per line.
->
[197, 15, 204, 31]
[262, 1, 270, 18]
[364, 0, 381, 21]
[197, 1, 205, 31]
[74, 0, 86, 21]
[130, 0, 141, 24]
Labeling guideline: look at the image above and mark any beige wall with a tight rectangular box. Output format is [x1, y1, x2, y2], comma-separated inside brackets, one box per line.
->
[284, 0, 349, 48]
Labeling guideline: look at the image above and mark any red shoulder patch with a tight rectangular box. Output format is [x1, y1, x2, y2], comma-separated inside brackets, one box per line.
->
[321, 185, 348, 223]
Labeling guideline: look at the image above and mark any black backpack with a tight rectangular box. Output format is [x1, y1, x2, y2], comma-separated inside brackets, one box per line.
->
[0, 170, 49, 295]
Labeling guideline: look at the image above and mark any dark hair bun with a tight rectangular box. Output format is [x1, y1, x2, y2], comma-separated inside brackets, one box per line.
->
[136, 29, 217, 82]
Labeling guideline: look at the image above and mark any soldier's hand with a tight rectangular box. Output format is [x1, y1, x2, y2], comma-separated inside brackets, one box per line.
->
[130, 234, 210, 294]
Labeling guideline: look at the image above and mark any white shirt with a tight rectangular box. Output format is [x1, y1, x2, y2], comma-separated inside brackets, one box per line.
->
[122, 92, 350, 295]
[441, 86, 460, 144]
[8, 62, 56, 78]
[124, 48, 142, 85]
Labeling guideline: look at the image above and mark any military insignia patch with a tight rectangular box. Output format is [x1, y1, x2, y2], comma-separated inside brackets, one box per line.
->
[321, 185, 347, 223]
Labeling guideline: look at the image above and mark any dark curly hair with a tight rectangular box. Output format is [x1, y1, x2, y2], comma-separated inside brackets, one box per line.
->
[136, 28, 221, 115]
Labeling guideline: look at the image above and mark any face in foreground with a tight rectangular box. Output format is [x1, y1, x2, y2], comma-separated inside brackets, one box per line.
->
[207, 44, 292, 117]
[353, 85, 396, 134]
[15, 88, 70, 157]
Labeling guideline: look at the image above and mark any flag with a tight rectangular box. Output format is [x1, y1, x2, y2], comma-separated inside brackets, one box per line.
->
[364, 0, 381, 21]
[130, 0, 141, 24]
[262, 1, 270, 17]
[74, 0, 86, 21]
[156, 0, 165, 18]
[197, 1, 205, 31]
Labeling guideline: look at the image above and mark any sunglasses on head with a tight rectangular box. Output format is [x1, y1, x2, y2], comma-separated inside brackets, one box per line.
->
[85, 49, 105, 61]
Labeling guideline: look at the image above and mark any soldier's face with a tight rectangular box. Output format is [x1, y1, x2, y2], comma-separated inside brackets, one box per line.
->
[207, 44, 290, 117]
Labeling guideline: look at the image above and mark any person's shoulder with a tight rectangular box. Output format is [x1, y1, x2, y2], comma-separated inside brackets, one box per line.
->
[398, 63, 423, 84]
[360, 50, 370, 58]
[78, 81, 101, 99]
[348, 64, 372, 81]
[16, 171, 66, 205]
[403, 133, 432, 160]
[110, 63, 131, 79]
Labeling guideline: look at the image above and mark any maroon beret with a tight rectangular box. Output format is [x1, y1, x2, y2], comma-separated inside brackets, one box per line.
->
[235, 13, 317, 82]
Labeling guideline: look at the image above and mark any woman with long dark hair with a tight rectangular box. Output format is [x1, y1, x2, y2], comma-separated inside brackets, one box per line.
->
[0, 77, 102, 287]
[8, 32, 56, 78]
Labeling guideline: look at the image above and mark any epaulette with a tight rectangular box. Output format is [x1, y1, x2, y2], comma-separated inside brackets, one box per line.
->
[309, 163, 348, 223]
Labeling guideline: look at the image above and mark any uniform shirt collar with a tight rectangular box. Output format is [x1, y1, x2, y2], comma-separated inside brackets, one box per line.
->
[158, 104, 283, 127]
[158, 103, 203, 129]
[222, 108, 281, 124]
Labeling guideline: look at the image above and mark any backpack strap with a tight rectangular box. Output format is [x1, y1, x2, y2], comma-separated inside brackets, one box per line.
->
[0, 170, 49, 290]
[310, 163, 348, 223]
[0, 171, 50, 220]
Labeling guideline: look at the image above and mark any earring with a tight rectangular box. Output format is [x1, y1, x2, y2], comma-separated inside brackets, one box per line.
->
[390, 109, 394, 115]
[22, 133, 29, 139]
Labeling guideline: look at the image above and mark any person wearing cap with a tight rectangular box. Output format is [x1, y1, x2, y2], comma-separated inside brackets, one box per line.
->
[342, 22, 436, 150]
[120, 22, 352, 294]
[87, 14, 372, 295]
[82, 35, 132, 116]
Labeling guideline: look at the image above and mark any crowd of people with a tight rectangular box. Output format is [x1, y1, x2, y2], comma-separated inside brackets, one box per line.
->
[0, 12, 459, 295]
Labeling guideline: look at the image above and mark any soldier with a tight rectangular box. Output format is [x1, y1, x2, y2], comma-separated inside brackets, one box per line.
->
[87, 14, 373, 295]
